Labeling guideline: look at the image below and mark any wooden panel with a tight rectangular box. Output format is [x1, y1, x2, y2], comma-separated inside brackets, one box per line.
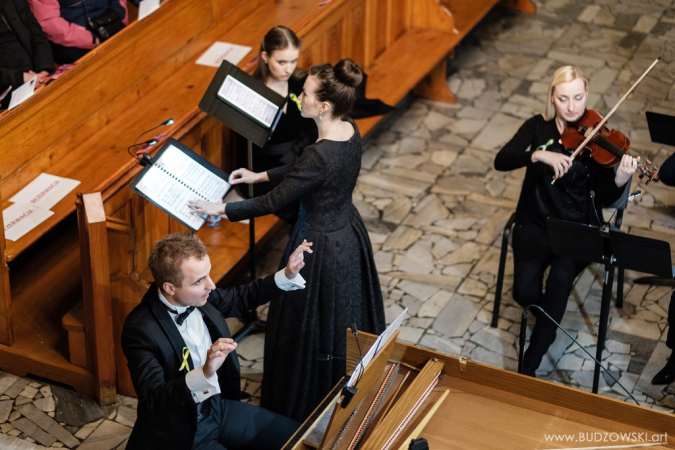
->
[390, 0, 412, 41]
[370, 0, 390, 60]
[347, 3, 367, 68]
[324, 17, 347, 64]
[0, 188, 12, 345]
[300, 37, 324, 69]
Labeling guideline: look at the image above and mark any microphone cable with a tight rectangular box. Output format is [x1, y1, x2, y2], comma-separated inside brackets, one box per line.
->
[127, 118, 174, 161]
[519, 305, 639, 406]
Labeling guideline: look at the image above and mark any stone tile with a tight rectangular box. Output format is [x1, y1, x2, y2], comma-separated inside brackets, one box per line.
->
[0, 399, 12, 423]
[609, 317, 662, 340]
[418, 290, 452, 318]
[52, 386, 106, 428]
[397, 241, 433, 274]
[10, 418, 56, 447]
[396, 280, 439, 302]
[74, 419, 103, 440]
[440, 242, 486, 265]
[358, 173, 430, 197]
[77, 420, 130, 450]
[403, 195, 449, 227]
[432, 294, 481, 337]
[0, 374, 20, 396]
[236, 333, 265, 361]
[15, 404, 78, 448]
[382, 226, 423, 251]
[388, 272, 462, 291]
[0, 432, 47, 450]
[458, 278, 488, 298]
[114, 406, 136, 428]
[4, 379, 30, 399]
[33, 397, 55, 413]
[419, 334, 462, 356]
[470, 347, 518, 372]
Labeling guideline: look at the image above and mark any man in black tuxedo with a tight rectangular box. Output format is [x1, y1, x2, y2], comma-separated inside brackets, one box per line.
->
[122, 233, 312, 449]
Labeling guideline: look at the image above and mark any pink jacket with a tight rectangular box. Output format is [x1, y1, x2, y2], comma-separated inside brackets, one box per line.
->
[28, 0, 128, 50]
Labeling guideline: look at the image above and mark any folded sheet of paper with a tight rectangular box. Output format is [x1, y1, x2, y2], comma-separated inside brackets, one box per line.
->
[10, 173, 81, 210]
[8, 76, 36, 110]
[138, 0, 160, 20]
[196, 42, 252, 67]
[3, 203, 54, 241]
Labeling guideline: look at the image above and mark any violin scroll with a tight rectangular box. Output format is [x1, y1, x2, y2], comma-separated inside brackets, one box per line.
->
[638, 160, 659, 184]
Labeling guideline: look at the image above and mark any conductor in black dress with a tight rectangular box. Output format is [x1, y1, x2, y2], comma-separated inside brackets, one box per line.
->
[190, 58, 386, 422]
[121, 234, 312, 449]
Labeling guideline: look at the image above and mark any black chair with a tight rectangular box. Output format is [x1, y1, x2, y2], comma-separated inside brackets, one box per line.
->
[490, 180, 632, 328]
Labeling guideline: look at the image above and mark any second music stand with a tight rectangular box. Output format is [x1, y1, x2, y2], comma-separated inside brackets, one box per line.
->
[546, 218, 671, 394]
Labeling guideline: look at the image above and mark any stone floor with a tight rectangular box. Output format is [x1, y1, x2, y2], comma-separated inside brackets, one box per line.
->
[3, 0, 675, 448]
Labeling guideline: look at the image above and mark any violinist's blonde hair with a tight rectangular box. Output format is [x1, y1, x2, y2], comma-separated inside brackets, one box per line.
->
[544, 65, 588, 121]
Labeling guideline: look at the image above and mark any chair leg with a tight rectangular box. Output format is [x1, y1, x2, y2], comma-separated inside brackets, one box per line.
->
[616, 266, 624, 308]
[492, 233, 510, 328]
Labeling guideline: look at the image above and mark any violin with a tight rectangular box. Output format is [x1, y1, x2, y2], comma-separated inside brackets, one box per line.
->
[552, 57, 662, 185]
[561, 109, 659, 183]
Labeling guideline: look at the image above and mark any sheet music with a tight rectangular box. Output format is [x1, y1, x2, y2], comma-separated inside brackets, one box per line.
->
[346, 309, 408, 388]
[134, 144, 230, 230]
[217, 75, 279, 128]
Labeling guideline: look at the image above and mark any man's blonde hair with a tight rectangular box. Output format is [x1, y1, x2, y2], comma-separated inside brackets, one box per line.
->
[148, 233, 207, 287]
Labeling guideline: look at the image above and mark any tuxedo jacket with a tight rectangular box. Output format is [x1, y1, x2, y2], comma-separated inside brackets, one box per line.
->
[121, 274, 279, 450]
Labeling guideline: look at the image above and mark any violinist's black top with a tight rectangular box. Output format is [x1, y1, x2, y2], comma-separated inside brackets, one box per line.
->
[494, 114, 624, 228]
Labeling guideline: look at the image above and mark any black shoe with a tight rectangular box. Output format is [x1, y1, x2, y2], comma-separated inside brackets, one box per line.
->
[652, 358, 675, 385]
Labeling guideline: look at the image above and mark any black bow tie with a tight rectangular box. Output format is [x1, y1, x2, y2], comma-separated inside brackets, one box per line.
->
[167, 306, 195, 325]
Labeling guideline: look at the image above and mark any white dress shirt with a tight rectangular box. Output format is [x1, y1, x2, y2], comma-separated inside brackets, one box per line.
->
[158, 269, 305, 403]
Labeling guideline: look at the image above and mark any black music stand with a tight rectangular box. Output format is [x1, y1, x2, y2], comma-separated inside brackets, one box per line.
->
[631, 112, 675, 287]
[545, 218, 671, 394]
[199, 60, 285, 341]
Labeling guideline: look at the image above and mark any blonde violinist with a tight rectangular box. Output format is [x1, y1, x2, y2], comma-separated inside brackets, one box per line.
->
[494, 65, 637, 376]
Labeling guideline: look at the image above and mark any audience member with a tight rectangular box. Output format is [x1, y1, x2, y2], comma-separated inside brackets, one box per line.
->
[0, 0, 54, 108]
[28, 0, 127, 64]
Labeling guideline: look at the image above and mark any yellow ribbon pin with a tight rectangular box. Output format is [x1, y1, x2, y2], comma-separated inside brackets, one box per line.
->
[179, 347, 191, 372]
[289, 93, 302, 111]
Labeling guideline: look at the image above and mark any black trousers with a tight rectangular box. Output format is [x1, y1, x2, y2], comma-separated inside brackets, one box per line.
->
[193, 396, 299, 450]
[512, 221, 589, 375]
[51, 43, 89, 65]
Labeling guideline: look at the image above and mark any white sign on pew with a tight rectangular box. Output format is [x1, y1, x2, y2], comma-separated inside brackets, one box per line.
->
[8, 76, 36, 110]
[138, 0, 160, 21]
[3, 203, 54, 241]
[196, 42, 252, 68]
[10, 173, 81, 210]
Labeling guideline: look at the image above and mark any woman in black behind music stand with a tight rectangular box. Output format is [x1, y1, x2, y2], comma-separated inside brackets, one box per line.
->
[190, 58, 385, 422]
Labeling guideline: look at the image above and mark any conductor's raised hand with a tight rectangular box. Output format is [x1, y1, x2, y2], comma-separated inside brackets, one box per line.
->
[533, 150, 573, 179]
[230, 168, 264, 185]
[203, 338, 237, 378]
[284, 239, 313, 280]
[188, 199, 227, 218]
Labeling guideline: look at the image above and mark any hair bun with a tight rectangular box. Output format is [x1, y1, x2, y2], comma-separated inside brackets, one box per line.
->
[334, 58, 363, 88]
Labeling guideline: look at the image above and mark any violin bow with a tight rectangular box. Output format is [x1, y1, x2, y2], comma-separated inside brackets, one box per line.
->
[552, 56, 661, 184]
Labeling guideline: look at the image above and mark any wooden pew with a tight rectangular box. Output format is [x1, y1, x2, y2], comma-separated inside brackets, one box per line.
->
[0, 0, 535, 402]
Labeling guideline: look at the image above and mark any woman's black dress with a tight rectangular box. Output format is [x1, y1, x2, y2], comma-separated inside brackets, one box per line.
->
[225, 118, 385, 421]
